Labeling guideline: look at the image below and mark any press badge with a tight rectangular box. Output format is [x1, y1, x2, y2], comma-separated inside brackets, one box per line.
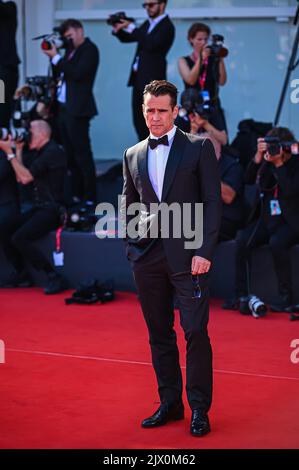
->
[53, 251, 64, 267]
[270, 199, 282, 216]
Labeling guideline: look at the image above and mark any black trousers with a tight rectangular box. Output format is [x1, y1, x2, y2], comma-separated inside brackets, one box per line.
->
[0, 201, 22, 271]
[132, 241, 212, 412]
[132, 86, 149, 141]
[218, 217, 243, 242]
[57, 105, 96, 202]
[235, 219, 299, 300]
[0, 65, 19, 128]
[0, 206, 60, 274]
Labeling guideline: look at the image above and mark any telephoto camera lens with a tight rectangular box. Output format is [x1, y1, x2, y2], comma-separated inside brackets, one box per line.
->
[248, 295, 267, 319]
[0, 128, 9, 140]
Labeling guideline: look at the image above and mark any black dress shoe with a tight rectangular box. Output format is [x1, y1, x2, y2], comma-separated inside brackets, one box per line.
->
[190, 409, 210, 437]
[142, 402, 184, 428]
[44, 272, 69, 295]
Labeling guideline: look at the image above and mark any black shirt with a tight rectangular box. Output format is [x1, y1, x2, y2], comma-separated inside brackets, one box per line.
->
[0, 150, 19, 205]
[219, 153, 245, 222]
[183, 55, 220, 101]
[245, 156, 299, 235]
[0, 1, 20, 66]
[29, 140, 66, 208]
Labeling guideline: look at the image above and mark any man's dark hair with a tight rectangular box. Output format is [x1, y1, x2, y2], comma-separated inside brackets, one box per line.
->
[143, 80, 178, 108]
[188, 22, 211, 43]
[60, 19, 83, 35]
[266, 127, 295, 143]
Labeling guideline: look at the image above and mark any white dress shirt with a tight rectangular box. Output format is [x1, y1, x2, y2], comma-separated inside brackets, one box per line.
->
[52, 50, 76, 104]
[148, 126, 177, 201]
[52, 54, 66, 104]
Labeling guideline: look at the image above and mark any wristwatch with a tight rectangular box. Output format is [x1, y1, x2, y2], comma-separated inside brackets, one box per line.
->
[7, 153, 16, 161]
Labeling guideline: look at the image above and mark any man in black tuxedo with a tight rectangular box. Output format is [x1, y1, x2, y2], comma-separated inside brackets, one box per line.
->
[112, 1, 175, 141]
[121, 80, 222, 436]
[43, 19, 99, 205]
[0, 0, 20, 128]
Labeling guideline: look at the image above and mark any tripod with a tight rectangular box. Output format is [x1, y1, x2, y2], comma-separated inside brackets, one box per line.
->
[274, 1, 299, 125]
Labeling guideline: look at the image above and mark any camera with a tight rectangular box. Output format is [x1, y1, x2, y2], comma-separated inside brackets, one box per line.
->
[0, 128, 9, 140]
[248, 295, 267, 318]
[179, 88, 214, 121]
[206, 34, 228, 58]
[24, 76, 55, 106]
[264, 136, 299, 156]
[0, 127, 31, 144]
[33, 27, 69, 51]
[66, 205, 98, 232]
[0, 99, 32, 144]
[107, 11, 135, 26]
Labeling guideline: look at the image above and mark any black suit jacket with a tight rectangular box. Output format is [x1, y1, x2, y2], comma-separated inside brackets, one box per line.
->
[245, 157, 299, 235]
[115, 16, 175, 91]
[53, 38, 99, 118]
[0, 1, 20, 66]
[121, 129, 222, 273]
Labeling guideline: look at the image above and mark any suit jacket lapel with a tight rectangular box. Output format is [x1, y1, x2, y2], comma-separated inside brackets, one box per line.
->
[161, 129, 187, 201]
[137, 139, 160, 203]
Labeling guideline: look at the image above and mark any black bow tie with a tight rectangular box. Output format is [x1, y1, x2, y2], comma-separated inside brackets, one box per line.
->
[148, 135, 169, 150]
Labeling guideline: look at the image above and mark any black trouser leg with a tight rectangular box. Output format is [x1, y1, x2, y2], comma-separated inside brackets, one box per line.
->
[132, 87, 149, 141]
[218, 217, 242, 242]
[235, 221, 268, 297]
[269, 224, 299, 302]
[66, 115, 96, 202]
[0, 65, 19, 128]
[57, 106, 96, 202]
[133, 251, 183, 406]
[170, 270, 212, 412]
[11, 208, 60, 273]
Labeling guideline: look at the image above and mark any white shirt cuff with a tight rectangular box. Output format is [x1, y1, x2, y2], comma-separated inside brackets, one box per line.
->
[51, 54, 62, 66]
[124, 23, 136, 34]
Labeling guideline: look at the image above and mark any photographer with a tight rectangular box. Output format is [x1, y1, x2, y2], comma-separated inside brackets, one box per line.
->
[231, 127, 299, 314]
[0, 120, 69, 294]
[14, 79, 58, 132]
[186, 111, 244, 242]
[0, 0, 20, 128]
[111, 1, 175, 140]
[178, 22, 227, 132]
[43, 19, 99, 206]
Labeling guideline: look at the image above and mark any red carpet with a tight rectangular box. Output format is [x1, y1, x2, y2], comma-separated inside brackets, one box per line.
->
[0, 289, 299, 449]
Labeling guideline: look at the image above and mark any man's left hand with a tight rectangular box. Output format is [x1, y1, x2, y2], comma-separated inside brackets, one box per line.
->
[43, 46, 58, 59]
[192, 256, 211, 275]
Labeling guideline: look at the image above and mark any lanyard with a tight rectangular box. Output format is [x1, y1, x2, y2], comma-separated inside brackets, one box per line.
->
[199, 58, 209, 90]
[55, 212, 67, 253]
[191, 53, 209, 91]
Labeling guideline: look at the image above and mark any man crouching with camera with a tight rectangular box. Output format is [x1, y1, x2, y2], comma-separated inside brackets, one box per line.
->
[231, 127, 299, 316]
[0, 120, 69, 294]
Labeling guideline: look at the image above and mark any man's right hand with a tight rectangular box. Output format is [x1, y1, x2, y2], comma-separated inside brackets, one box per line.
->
[112, 19, 131, 33]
